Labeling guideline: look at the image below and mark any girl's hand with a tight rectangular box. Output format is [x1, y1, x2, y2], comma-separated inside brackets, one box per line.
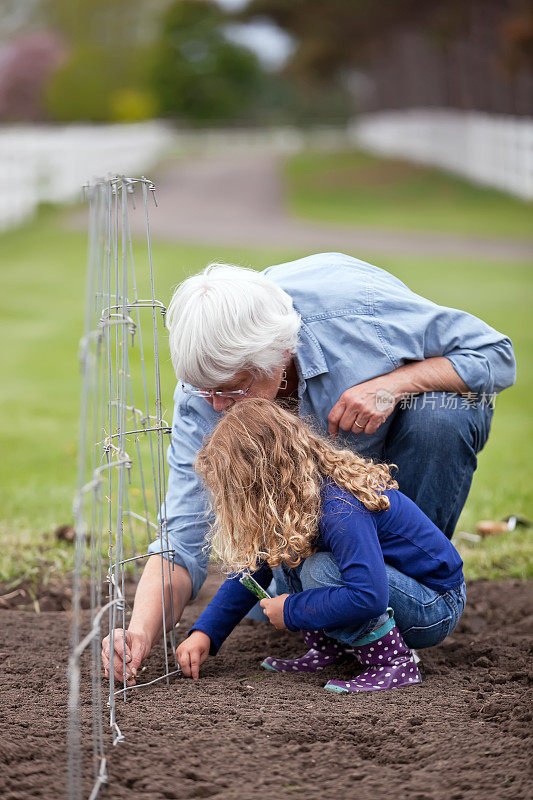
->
[177, 630, 211, 679]
[260, 594, 289, 630]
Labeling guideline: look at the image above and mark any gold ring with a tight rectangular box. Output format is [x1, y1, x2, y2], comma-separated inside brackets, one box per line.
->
[353, 421, 364, 429]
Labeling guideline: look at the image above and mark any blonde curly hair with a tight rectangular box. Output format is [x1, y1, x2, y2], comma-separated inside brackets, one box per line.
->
[195, 398, 398, 575]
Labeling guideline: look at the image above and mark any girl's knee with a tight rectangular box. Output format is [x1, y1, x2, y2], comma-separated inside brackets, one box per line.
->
[400, 615, 457, 650]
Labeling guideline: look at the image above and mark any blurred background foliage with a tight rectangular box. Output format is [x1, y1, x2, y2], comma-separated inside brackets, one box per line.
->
[0, 0, 531, 125]
[242, 0, 533, 115]
[151, 1, 264, 122]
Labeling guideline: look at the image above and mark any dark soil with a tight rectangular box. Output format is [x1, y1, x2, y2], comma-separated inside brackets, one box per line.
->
[1, 572, 532, 800]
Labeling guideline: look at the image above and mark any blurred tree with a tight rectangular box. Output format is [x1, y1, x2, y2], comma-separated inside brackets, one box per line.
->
[241, 0, 533, 115]
[46, 46, 115, 121]
[501, 8, 533, 72]
[2, 0, 530, 122]
[242, 0, 426, 83]
[0, 31, 67, 121]
[43, 0, 170, 48]
[41, 0, 168, 121]
[150, 0, 264, 122]
[110, 88, 158, 122]
[45, 42, 160, 122]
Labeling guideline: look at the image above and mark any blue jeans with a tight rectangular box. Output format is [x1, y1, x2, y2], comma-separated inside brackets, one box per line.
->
[274, 552, 466, 650]
[353, 391, 493, 539]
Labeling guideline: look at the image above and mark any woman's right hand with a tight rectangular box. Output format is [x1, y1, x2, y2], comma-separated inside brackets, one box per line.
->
[101, 629, 151, 686]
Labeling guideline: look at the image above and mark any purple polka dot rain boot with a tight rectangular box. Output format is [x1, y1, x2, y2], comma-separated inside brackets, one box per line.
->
[324, 610, 422, 694]
[261, 630, 353, 674]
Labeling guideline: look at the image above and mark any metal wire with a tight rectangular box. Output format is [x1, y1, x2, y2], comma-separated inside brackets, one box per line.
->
[67, 176, 176, 800]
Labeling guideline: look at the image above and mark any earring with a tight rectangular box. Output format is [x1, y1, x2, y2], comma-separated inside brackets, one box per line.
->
[279, 368, 288, 391]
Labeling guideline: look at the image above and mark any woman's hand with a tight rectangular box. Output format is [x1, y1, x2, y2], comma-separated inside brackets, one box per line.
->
[328, 358, 470, 437]
[259, 594, 289, 630]
[101, 629, 151, 686]
[177, 631, 211, 680]
[328, 377, 398, 437]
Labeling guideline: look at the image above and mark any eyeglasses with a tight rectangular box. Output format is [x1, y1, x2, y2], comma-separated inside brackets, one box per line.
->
[181, 371, 256, 399]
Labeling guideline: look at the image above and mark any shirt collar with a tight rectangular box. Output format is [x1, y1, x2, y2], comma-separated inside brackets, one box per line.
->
[296, 322, 328, 380]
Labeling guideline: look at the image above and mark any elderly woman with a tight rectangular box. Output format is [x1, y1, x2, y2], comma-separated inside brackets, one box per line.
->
[102, 252, 515, 684]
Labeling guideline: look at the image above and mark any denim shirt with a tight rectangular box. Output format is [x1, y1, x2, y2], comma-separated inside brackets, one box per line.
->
[148, 252, 516, 598]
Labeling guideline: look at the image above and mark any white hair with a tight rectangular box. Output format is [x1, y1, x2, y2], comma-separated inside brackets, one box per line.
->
[167, 263, 301, 387]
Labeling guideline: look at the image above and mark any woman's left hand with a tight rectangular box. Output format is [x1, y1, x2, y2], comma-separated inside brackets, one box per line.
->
[328, 376, 398, 437]
[260, 594, 289, 629]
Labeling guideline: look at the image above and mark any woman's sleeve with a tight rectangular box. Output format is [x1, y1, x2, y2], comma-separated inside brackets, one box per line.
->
[374, 286, 516, 396]
[189, 563, 273, 655]
[283, 498, 389, 632]
[147, 385, 215, 601]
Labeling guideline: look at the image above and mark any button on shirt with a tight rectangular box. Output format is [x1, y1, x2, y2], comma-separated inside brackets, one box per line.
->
[148, 252, 516, 599]
[190, 481, 465, 656]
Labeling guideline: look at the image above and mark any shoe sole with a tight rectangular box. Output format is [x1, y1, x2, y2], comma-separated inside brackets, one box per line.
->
[261, 660, 279, 672]
[324, 678, 422, 694]
[323, 684, 348, 694]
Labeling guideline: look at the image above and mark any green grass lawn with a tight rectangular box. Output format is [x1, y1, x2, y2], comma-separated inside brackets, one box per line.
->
[0, 203, 531, 588]
[285, 150, 533, 239]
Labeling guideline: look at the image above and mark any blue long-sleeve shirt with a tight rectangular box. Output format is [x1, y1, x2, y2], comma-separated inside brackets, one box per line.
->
[190, 481, 464, 654]
[148, 252, 515, 599]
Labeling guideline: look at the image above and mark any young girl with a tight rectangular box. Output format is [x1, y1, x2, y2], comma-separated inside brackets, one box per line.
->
[177, 398, 466, 694]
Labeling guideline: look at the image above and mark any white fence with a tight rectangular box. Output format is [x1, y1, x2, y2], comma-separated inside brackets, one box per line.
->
[350, 110, 533, 201]
[1, 113, 531, 232]
[0, 121, 175, 231]
[0, 122, 361, 232]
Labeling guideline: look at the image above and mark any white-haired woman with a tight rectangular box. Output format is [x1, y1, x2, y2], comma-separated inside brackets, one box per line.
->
[166, 261, 302, 414]
[103, 252, 514, 686]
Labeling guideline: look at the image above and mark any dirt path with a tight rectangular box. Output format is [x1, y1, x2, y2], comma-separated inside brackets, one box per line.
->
[1, 573, 532, 800]
[118, 153, 533, 262]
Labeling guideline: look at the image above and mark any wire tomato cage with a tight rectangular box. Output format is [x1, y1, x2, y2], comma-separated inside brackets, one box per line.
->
[67, 176, 181, 800]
